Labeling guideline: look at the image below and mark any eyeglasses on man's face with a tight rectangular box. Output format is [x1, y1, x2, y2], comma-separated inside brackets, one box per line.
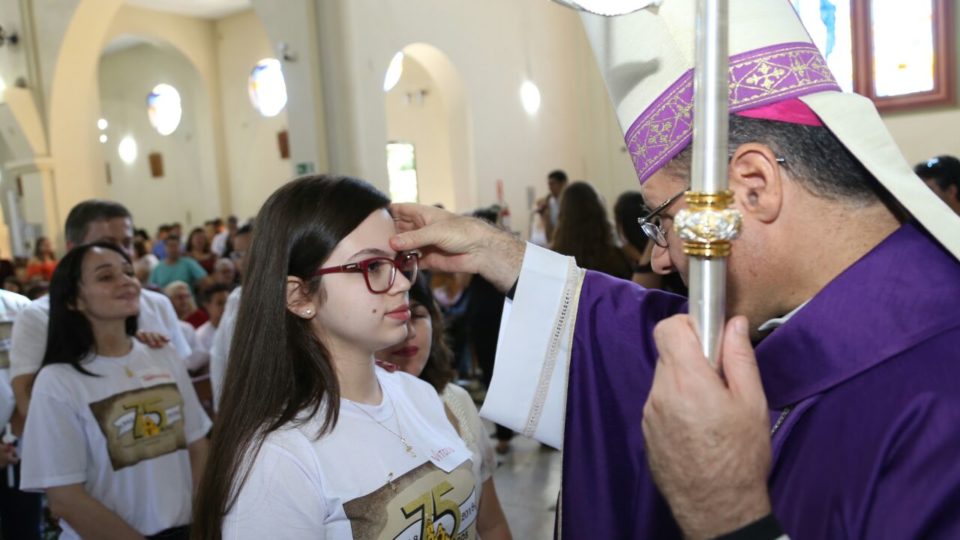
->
[638, 156, 786, 248]
[314, 252, 419, 294]
[637, 189, 686, 248]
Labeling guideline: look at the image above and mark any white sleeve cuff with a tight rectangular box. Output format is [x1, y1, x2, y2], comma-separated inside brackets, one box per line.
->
[479, 243, 583, 449]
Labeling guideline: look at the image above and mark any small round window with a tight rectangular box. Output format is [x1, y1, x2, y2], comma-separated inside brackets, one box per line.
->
[147, 84, 182, 136]
[249, 58, 287, 117]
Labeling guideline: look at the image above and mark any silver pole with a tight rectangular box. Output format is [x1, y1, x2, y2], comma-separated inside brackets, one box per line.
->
[689, 0, 729, 364]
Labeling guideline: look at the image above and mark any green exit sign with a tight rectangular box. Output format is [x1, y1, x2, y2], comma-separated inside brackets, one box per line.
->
[296, 162, 315, 175]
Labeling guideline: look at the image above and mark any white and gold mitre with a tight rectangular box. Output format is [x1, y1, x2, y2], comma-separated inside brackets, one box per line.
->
[575, 0, 960, 261]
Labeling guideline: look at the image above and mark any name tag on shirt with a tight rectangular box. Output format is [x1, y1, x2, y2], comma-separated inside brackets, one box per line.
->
[423, 443, 472, 473]
[128, 365, 175, 388]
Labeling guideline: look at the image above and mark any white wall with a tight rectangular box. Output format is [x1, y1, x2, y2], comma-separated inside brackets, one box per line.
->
[385, 55, 456, 209]
[313, 0, 638, 237]
[215, 9, 292, 220]
[98, 42, 219, 233]
[884, 107, 960, 167]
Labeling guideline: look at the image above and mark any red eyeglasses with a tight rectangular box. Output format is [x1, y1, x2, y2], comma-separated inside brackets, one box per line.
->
[314, 252, 419, 294]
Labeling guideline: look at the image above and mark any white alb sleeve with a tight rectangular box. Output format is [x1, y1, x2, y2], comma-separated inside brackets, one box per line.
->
[479, 243, 584, 450]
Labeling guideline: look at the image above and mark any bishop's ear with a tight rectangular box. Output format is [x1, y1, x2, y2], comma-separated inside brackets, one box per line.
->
[729, 143, 784, 224]
[285, 277, 318, 320]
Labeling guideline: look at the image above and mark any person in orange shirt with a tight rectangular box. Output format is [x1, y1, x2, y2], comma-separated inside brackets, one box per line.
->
[25, 237, 56, 283]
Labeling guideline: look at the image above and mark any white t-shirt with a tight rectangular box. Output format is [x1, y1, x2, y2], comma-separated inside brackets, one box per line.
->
[211, 231, 229, 258]
[222, 368, 479, 539]
[441, 384, 496, 486]
[20, 341, 211, 538]
[195, 321, 216, 354]
[0, 290, 31, 426]
[210, 286, 241, 409]
[9, 289, 192, 380]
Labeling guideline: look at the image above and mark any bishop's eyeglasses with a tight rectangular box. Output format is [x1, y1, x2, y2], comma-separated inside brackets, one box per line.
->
[637, 190, 686, 248]
[315, 252, 419, 294]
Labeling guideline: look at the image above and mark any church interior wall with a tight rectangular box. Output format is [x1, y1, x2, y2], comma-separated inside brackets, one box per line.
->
[385, 50, 457, 210]
[98, 42, 217, 235]
[0, 0, 954, 254]
[214, 8, 292, 223]
[319, 0, 638, 237]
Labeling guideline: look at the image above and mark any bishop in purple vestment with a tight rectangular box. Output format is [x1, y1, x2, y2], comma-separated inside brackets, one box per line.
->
[564, 222, 960, 538]
[390, 2, 960, 538]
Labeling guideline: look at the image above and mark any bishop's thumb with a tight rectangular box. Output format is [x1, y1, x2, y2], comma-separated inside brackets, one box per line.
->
[721, 316, 764, 398]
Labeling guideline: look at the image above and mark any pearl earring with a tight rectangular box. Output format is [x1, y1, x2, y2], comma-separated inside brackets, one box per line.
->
[303, 309, 313, 317]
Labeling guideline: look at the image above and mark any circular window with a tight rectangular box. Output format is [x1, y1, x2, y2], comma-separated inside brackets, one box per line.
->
[147, 84, 183, 136]
[249, 58, 288, 117]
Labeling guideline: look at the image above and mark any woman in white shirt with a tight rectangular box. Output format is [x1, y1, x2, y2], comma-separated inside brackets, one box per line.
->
[19, 242, 211, 540]
[194, 176, 478, 539]
[377, 277, 512, 539]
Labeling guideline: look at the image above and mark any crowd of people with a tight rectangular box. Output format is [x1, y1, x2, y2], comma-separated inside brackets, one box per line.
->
[0, 148, 953, 538]
[0, 2, 959, 538]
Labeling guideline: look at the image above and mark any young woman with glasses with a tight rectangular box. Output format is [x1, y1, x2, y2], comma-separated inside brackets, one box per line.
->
[19, 242, 211, 540]
[194, 175, 479, 539]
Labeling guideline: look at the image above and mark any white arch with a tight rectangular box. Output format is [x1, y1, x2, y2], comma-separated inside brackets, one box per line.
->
[391, 43, 476, 212]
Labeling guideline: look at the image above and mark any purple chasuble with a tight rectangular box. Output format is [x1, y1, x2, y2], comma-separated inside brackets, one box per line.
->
[562, 223, 960, 538]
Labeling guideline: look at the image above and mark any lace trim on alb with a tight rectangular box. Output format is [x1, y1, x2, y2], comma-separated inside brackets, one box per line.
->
[523, 258, 583, 438]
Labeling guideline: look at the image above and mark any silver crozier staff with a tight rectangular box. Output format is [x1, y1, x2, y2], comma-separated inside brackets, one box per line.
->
[675, 0, 741, 364]
[552, 0, 740, 364]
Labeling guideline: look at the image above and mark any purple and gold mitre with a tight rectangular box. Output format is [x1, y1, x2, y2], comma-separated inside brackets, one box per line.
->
[577, 0, 960, 261]
[626, 42, 839, 183]
[581, 1, 839, 183]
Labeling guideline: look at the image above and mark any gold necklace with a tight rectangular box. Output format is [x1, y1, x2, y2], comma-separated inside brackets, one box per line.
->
[350, 400, 417, 458]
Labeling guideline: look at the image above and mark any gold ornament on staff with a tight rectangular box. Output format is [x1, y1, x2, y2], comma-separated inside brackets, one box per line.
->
[675, 191, 742, 258]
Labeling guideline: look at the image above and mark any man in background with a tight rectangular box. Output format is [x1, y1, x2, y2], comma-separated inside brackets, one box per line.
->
[533, 169, 568, 244]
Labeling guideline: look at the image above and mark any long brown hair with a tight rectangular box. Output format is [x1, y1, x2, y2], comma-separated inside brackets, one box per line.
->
[192, 175, 390, 539]
[550, 181, 631, 279]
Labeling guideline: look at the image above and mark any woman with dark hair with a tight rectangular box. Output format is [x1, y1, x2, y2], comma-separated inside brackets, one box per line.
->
[550, 181, 632, 279]
[19, 242, 211, 540]
[377, 277, 512, 539]
[186, 228, 217, 274]
[25, 236, 57, 282]
[614, 191, 687, 295]
[613, 191, 663, 289]
[194, 175, 478, 539]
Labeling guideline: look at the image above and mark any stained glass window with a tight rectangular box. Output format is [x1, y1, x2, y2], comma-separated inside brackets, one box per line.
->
[790, 0, 854, 92]
[871, 0, 935, 97]
[790, 0, 953, 110]
[147, 84, 182, 136]
[249, 58, 288, 117]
